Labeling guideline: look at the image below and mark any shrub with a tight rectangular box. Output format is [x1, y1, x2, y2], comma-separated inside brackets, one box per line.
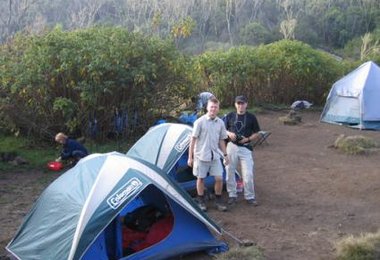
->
[0, 26, 192, 141]
[194, 40, 343, 107]
[334, 135, 379, 155]
[335, 231, 380, 260]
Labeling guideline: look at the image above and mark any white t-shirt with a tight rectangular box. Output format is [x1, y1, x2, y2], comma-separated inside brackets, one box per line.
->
[192, 114, 227, 161]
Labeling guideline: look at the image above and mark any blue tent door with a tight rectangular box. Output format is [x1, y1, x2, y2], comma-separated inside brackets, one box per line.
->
[83, 184, 227, 260]
[124, 195, 227, 260]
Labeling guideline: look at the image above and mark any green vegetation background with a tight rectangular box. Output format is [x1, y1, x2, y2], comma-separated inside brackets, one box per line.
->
[1, 27, 357, 144]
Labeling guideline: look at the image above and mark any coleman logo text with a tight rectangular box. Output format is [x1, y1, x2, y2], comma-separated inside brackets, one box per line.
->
[107, 178, 142, 209]
[175, 134, 190, 152]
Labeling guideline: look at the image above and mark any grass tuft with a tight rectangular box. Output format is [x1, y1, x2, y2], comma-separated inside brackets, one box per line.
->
[216, 246, 264, 260]
[334, 135, 379, 155]
[335, 230, 380, 260]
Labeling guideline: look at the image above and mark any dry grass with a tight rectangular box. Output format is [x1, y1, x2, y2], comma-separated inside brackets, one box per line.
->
[215, 246, 264, 260]
[335, 230, 380, 260]
[278, 116, 299, 125]
[334, 134, 379, 155]
[278, 110, 302, 125]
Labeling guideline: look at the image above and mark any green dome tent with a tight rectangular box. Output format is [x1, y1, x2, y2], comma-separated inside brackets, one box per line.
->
[127, 123, 227, 191]
[6, 152, 227, 259]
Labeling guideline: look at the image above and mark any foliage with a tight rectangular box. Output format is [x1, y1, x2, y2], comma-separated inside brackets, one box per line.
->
[0, 26, 192, 141]
[0, 26, 364, 144]
[171, 16, 196, 42]
[335, 230, 380, 260]
[239, 22, 273, 46]
[194, 40, 343, 106]
[360, 33, 380, 61]
[1, 0, 380, 54]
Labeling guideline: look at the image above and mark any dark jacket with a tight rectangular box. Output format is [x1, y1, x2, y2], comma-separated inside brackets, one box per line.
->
[61, 139, 88, 160]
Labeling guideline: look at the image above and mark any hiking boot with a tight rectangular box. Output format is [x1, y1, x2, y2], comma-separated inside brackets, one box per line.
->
[198, 201, 208, 212]
[246, 199, 258, 206]
[227, 197, 237, 205]
[215, 201, 227, 212]
[204, 189, 215, 201]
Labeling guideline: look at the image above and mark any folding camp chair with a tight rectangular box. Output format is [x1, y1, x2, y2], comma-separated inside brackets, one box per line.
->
[252, 131, 271, 147]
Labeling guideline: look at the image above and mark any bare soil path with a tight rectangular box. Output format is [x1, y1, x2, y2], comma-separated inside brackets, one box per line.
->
[1, 110, 380, 260]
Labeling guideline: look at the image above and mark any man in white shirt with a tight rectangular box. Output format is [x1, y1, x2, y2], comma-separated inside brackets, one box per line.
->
[188, 97, 229, 212]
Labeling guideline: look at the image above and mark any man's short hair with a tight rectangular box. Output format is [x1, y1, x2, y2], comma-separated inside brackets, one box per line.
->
[208, 97, 219, 105]
[55, 132, 68, 142]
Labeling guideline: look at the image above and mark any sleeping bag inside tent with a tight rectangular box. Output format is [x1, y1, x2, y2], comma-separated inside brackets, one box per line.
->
[6, 152, 228, 260]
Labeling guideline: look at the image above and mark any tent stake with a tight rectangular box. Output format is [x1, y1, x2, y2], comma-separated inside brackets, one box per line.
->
[221, 228, 254, 247]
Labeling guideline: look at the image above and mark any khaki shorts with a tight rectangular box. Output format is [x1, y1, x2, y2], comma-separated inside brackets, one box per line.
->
[193, 159, 224, 178]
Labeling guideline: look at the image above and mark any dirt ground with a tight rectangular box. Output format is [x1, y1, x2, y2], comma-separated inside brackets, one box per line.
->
[1, 110, 380, 260]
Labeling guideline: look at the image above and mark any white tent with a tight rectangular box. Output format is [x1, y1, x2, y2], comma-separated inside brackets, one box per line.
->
[320, 61, 380, 130]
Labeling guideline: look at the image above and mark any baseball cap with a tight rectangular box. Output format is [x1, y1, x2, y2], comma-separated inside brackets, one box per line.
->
[235, 95, 247, 103]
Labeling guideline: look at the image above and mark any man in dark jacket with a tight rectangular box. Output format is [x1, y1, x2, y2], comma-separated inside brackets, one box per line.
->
[55, 132, 88, 164]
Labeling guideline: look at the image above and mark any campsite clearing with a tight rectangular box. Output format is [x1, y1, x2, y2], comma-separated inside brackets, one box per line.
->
[1, 110, 380, 260]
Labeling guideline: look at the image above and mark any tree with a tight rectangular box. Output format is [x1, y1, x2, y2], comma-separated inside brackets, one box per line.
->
[278, 0, 299, 40]
[280, 19, 297, 40]
[239, 22, 272, 45]
[0, 0, 40, 42]
[171, 16, 196, 48]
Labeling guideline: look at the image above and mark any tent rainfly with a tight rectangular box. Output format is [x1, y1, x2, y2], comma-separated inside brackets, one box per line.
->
[127, 123, 226, 191]
[6, 152, 228, 260]
[320, 61, 380, 130]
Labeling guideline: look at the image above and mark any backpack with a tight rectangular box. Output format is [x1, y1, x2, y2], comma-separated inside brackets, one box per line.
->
[123, 205, 164, 232]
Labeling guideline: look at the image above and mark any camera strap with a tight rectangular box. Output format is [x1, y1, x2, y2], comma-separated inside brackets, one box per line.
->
[234, 112, 247, 135]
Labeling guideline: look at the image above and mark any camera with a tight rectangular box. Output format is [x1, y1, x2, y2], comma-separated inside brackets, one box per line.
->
[236, 134, 244, 142]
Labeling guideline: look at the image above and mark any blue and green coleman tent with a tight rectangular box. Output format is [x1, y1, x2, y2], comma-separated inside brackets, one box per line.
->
[6, 152, 228, 259]
[127, 123, 225, 191]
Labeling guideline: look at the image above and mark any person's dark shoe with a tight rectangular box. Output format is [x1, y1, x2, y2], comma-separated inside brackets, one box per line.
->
[227, 197, 237, 205]
[215, 201, 227, 212]
[246, 199, 258, 206]
[204, 189, 215, 201]
[198, 201, 208, 212]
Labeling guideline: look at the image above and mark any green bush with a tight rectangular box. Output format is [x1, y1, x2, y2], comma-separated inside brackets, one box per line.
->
[194, 40, 344, 106]
[0, 26, 192, 141]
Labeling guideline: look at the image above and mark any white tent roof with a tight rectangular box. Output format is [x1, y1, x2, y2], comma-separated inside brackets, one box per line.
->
[320, 61, 380, 129]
